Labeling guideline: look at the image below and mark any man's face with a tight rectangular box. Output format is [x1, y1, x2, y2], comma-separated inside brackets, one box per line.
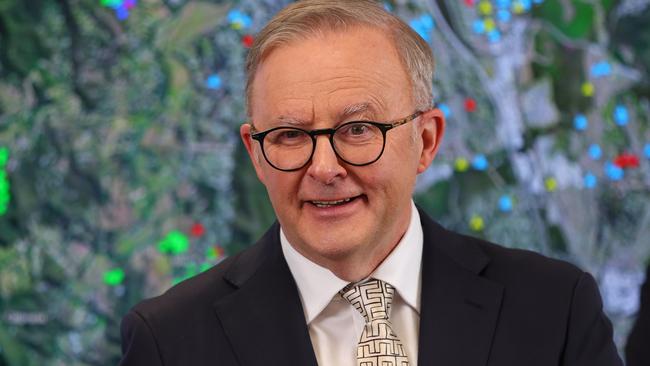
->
[241, 26, 444, 272]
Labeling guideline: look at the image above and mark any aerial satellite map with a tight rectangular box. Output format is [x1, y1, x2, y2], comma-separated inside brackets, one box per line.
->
[0, 0, 648, 364]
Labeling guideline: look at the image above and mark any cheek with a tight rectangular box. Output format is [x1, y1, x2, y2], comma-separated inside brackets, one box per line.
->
[357, 165, 397, 199]
[262, 170, 299, 202]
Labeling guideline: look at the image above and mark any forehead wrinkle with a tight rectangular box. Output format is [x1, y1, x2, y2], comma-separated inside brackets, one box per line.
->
[312, 71, 393, 90]
[276, 115, 311, 127]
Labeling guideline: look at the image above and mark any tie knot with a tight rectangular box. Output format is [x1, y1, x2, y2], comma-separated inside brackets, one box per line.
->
[339, 278, 395, 322]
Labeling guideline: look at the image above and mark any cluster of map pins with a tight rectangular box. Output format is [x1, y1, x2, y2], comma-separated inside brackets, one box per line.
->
[204, 9, 256, 90]
[227, 9, 255, 47]
[103, 222, 225, 286]
[573, 83, 645, 186]
[99, 0, 137, 21]
[438, 96, 508, 231]
[467, 0, 545, 43]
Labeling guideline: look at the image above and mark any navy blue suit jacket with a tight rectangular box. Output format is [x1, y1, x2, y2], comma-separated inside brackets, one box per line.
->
[120, 208, 623, 365]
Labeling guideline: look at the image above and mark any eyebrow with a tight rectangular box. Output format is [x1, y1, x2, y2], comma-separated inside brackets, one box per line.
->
[266, 102, 378, 129]
[339, 102, 375, 120]
[275, 115, 310, 127]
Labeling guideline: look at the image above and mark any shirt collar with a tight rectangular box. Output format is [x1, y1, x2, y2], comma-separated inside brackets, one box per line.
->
[280, 201, 423, 324]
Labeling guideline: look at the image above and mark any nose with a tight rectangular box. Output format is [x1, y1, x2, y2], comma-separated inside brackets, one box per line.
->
[306, 135, 347, 184]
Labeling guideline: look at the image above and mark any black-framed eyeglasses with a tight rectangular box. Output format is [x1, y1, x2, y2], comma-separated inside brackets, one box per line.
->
[250, 111, 422, 172]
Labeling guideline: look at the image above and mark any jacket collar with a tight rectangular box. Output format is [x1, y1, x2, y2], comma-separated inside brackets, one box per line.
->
[417, 209, 504, 366]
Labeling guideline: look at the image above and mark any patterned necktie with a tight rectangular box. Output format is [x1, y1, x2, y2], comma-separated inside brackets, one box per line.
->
[339, 278, 410, 366]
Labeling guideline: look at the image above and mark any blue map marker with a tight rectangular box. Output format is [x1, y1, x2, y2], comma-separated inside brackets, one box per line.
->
[584, 173, 597, 189]
[438, 103, 452, 118]
[604, 162, 624, 181]
[574, 114, 588, 131]
[590, 61, 612, 78]
[205, 74, 222, 90]
[410, 14, 435, 42]
[488, 30, 502, 43]
[472, 19, 486, 34]
[497, 9, 512, 22]
[588, 144, 602, 160]
[498, 195, 513, 212]
[614, 105, 628, 126]
[227, 9, 253, 29]
[472, 154, 489, 171]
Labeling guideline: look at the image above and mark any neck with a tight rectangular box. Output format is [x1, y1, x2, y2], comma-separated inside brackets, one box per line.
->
[323, 239, 402, 282]
[289, 211, 411, 282]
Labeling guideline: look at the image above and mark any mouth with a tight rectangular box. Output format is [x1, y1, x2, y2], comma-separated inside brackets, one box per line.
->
[307, 195, 363, 208]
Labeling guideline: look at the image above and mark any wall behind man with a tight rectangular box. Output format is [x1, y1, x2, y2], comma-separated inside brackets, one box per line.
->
[0, 0, 647, 364]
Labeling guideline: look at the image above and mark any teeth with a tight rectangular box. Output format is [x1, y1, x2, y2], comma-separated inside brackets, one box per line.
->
[311, 197, 352, 207]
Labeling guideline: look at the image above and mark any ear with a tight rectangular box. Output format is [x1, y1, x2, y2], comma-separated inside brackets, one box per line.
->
[240, 123, 267, 185]
[416, 108, 445, 174]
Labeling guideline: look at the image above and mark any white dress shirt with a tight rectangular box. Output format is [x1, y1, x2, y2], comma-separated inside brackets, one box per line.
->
[280, 201, 423, 366]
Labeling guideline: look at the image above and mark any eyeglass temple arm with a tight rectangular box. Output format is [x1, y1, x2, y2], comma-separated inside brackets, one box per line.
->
[389, 111, 422, 128]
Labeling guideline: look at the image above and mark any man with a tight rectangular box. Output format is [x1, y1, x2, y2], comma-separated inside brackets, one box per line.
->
[119, 1, 623, 365]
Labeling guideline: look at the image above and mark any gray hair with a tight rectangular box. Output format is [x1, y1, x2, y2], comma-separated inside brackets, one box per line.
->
[245, 0, 435, 116]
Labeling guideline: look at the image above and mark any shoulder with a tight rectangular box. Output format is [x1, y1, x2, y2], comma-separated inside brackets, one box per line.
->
[131, 254, 237, 318]
[458, 229, 588, 296]
[474, 236, 584, 282]
[127, 222, 280, 324]
[419, 208, 587, 295]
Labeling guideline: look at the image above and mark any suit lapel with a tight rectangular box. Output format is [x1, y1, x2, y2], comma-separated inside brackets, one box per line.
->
[213, 224, 318, 366]
[417, 211, 504, 366]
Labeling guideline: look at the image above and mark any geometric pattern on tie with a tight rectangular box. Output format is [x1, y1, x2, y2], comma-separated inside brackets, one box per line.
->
[340, 278, 410, 366]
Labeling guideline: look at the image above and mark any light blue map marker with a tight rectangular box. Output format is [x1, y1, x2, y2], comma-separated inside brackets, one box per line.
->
[614, 105, 628, 126]
[410, 14, 435, 43]
[472, 154, 489, 171]
[497, 9, 512, 22]
[206, 74, 222, 90]
[574, 114, 588, 131]
[473, 19, 486, 34]
[488, 30, 501, 43]
[604, 162, 624, 181]
[584, 173, 597, 189]
[590, 61, 612, 78]
[438, 103, 452, 118]
[588, 144, 602, 160]
[227, 9, 253, 29]
[498, 195, 513, 212]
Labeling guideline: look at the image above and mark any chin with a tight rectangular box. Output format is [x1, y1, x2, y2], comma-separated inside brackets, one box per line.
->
[301, 230, 366, 260]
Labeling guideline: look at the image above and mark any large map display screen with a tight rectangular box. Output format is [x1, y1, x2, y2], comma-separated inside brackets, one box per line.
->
[0, 0, 648, 364]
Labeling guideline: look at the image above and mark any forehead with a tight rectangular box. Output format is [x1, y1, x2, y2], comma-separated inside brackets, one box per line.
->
[250, 26, 412, 125]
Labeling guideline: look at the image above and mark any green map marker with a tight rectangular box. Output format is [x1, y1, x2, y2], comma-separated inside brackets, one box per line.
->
[103, 268, 125, 286]
[100, 0, 122, 7]
[0, 147, 8, 167]
[0, 147, 9, 216]
[158, 230, 190, 254]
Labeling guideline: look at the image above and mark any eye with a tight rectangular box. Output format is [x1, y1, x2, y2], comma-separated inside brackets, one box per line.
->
[336, 123, 381, 145]
[279, 130, 303, 139]
[349, 124, 369, 135]
[340, 123, 373, 137]
[267, 128, 309, 146]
